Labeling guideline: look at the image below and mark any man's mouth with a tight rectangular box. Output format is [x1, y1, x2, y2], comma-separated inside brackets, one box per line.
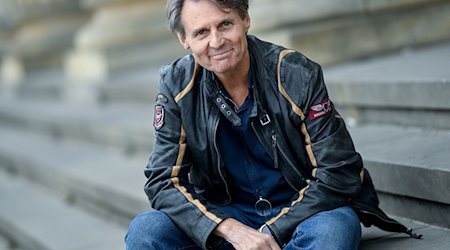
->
[210, 49, 233, 60]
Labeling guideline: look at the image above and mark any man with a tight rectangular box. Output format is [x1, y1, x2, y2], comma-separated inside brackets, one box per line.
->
[126, 0, 421, 249]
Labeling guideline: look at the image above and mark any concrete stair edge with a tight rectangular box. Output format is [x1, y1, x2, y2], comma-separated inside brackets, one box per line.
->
[0, 171, 126, 250]
[0, 117, 449, 229]
[348, 123, 450, 228]
[256, 1, 450, 65]
[323, 41, 450, 129]
[0, 126, 150, 228]
[0, 125, 449, 249]
[0, 99, 448, 212]
[250, 0, 447, 32]
[0, 234, 10, 250]
[0, 99, 154, 155]
[360, 218, 450, 250]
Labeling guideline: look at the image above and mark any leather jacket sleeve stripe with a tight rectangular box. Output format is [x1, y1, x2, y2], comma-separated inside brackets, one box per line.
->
[264, 49, 323, 231]
[277, 49, 304, 120]
[170, 126, 223, 224]
[277, 49, 318, 170]
[359, 167, 365, 183]
[175, 63, 200, 102]
[266, 184, 310, 226]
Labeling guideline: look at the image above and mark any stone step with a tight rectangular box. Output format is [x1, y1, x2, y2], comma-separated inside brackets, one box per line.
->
[349, 124, 450, 229]
[0, 128, 449, 250]
[99, 66, 160, 104]
[257, 1, 450, 65]
[64, 41, 450, 106]
[0, 171, 127, 250]
[65, 38, 185, 82]
[0, 125, 449, 249]
[360, 219, 450, 250]
[325, 42, 450, 129]
[2, 65, 160, 105]
[0, 97, 449, 229]
[11, 70, 67, 101]
[250, 0, 444, 33]
[0, 99, 154, 155]
[71, 41, 450, 107]
[1, 98, 448, 229]
[0, 126, 149, 228]
[9, 28, 450, 106]
[0, 234, 10, 250]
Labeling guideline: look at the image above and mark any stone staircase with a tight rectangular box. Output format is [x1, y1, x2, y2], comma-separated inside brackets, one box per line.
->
[1, 0, 450, 249]
[95, 0, 450, 105]
[325, 42, 450, 248]
[325, 42, 450, 227]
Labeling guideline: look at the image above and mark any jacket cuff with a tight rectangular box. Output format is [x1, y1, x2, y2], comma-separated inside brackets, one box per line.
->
[206, 234, 224, 249]
[265, 224, 283, 247]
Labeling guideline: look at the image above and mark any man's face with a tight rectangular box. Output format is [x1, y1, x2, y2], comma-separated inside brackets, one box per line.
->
[177, 0, 250, 75]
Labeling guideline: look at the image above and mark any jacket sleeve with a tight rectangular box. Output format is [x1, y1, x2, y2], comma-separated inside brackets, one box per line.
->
[267, 52, 364, 245]
[144, 67, 228, 249]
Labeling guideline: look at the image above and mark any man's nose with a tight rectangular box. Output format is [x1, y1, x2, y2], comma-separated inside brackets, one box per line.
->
[209, 31, 223, 48]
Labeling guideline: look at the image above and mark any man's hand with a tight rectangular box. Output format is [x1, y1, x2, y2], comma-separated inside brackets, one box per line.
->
[213, 218, 281, 250]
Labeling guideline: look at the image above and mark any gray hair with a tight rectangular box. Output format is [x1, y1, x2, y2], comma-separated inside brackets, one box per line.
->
[167, 0, 249, 36]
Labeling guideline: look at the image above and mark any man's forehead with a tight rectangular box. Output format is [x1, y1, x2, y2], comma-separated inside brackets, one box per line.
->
[184, 0, 238, 17]
[181, 1, 237, 29]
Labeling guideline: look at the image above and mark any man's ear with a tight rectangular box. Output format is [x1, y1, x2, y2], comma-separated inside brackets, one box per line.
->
[177, 33, 190, 50]
[244, 14, 251, 33]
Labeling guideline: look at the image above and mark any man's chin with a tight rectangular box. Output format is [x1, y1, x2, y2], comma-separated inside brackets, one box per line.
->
[206, 63, 234, 75]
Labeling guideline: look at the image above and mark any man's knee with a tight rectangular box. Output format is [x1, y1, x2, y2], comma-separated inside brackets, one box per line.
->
[126, 211, 173, 244]
[287, 206, 361, 249]
[126, 210, 200, 250]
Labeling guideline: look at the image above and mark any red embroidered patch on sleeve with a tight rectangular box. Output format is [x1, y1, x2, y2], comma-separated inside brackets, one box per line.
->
[308, 98, 332, 120]
[153, 105, 165, 130]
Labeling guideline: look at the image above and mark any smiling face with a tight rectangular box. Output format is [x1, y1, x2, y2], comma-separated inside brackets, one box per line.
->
[177, 0, 251, 76]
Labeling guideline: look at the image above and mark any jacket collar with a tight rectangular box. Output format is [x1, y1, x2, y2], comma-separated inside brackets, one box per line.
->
[201, 35, 272, 126]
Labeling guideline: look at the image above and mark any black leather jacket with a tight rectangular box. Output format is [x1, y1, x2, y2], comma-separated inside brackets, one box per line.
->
[144, 35, 418, 248]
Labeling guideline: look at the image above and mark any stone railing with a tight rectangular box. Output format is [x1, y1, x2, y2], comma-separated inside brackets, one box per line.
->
[64, 0, 182, 82]
[0, 0, 80, 29]
[0, 0, 87, 83]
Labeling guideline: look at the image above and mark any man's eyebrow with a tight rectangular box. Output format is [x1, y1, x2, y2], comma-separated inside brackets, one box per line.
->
[189, 17, 236, 36]
[220, 18, 234, 25]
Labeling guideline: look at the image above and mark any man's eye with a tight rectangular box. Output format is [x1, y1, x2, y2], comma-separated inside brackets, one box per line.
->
[223, 21, 232, 27]
[196, 30, 206, 37]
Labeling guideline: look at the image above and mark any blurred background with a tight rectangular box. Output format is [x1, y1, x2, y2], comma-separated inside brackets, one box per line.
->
[0, 0, 449, 249]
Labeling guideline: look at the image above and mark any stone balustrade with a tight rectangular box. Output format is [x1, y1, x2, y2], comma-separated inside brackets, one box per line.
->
[0, 0, 80, 29]
[2, 0, 450, 94]
[64, 0, 185, 82]
[0, 0, 87, 84]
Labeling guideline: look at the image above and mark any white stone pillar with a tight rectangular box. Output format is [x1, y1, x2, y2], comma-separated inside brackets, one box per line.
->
[0, 0, 90, 102]
[1, 0, 88, 81]
[65, 0, 185, 82]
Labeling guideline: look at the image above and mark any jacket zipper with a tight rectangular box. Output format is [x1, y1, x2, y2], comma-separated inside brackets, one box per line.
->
[213, 116, 232, 203]
[251, 122, 299, 190]
[271, 131, 279, 169]
[275, 137, 309, 184]
[250, 121, 272, 159]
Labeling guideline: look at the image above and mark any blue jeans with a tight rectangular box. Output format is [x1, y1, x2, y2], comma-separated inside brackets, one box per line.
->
[125, 206, 361, 250]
